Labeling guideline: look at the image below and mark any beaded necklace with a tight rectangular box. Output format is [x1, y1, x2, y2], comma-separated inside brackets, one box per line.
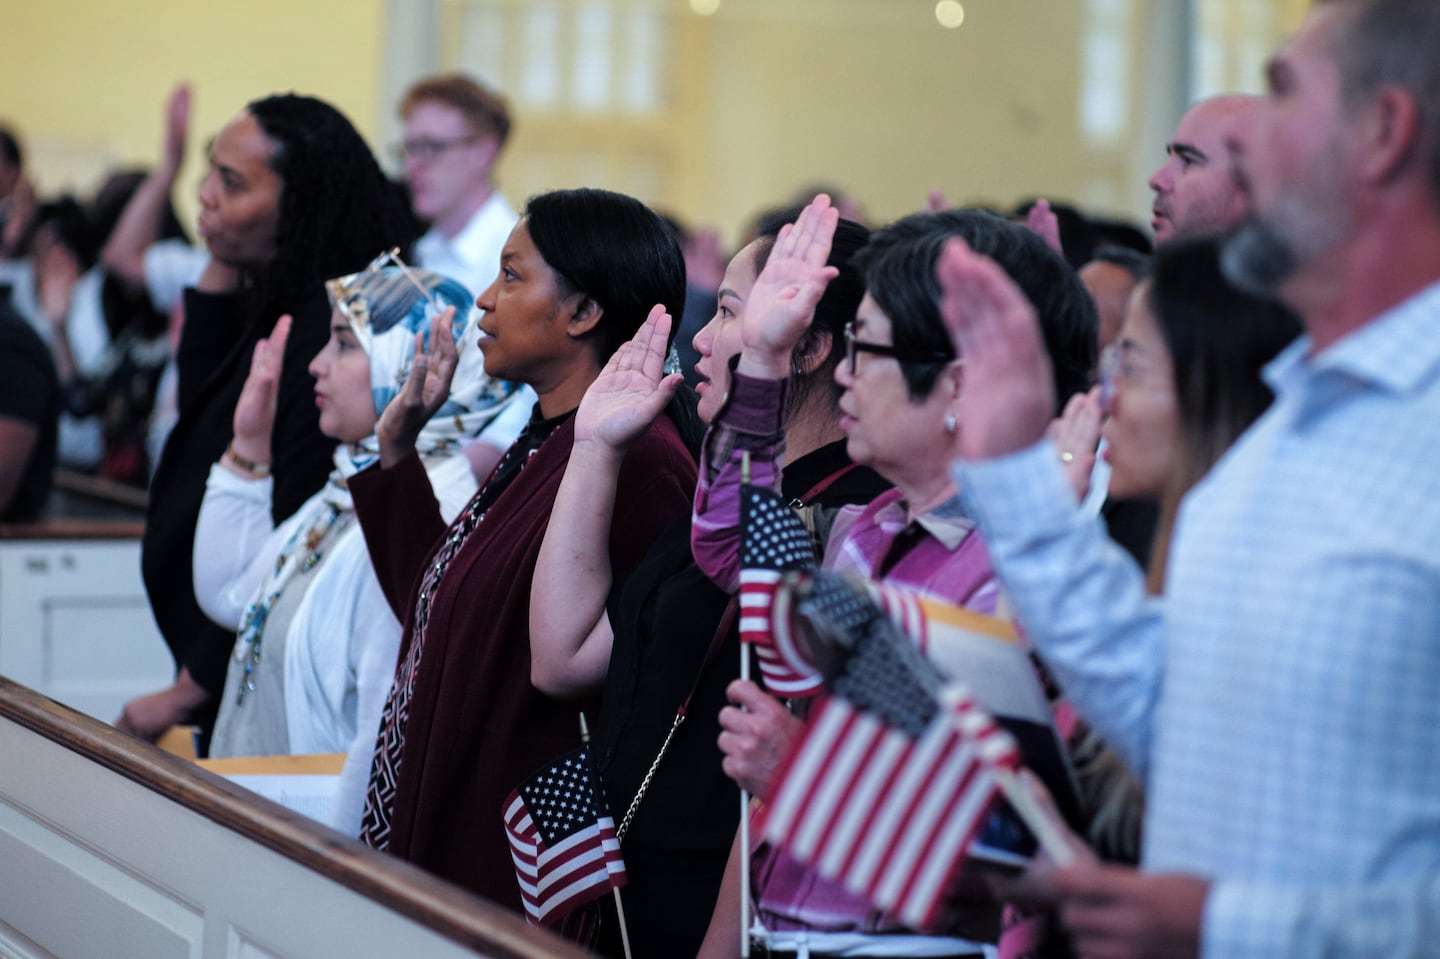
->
[233, 495, 346, 706]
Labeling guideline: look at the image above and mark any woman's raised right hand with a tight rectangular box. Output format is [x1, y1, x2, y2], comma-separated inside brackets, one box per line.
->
[574, 304, 682, 454]
[735, 193, 840, 380]
[377, 306, 458, 467]
[229, 314, 291, 465]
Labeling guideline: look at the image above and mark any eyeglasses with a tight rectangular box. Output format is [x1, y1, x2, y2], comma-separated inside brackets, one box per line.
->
[1098, 343, 1122, 408]
[843, 321, 953, 375]
[392, 135, 481, 163]
[1099, 342, 1170, 407]
[327, 247, 440, 327]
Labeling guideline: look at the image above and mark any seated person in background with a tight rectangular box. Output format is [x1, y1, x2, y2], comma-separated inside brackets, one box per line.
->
[0, 300, 59, 520]
[352, 188, 699, 915]
[694, 198, 1096, 959]
[194, 263, 525, 836]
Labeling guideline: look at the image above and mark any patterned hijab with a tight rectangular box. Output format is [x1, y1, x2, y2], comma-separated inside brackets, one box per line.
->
[324, 257, 519, 482]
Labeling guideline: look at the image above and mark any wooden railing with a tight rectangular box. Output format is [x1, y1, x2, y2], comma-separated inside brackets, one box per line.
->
[0, 678, 588, 959]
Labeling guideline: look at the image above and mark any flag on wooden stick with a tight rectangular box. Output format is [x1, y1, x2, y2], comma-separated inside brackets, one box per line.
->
[739, 481, 823, 697]
[761, 571, 1025, 930]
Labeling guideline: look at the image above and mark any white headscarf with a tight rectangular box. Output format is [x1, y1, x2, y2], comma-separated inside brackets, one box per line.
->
[324, 261, 520, 485]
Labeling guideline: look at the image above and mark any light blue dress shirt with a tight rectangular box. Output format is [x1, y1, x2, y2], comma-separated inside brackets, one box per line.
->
[954, 280, 1440, 958]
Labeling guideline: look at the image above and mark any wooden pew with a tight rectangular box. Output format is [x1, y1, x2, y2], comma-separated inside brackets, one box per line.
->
[0, 519, 174, 722]
[0, 678, 587, 959]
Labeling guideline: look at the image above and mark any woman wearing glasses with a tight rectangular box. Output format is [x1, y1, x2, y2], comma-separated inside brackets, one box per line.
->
[1097, 237, 1299, 595]
[692, 198, 1097, 959]
[123, 94, 420, 749]
[191, 263, 524, 836]
[528, 210, 886, 957]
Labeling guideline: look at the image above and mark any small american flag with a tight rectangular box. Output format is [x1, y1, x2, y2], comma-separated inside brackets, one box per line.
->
[502, 745, 627, 927]
[739, 482, 823, 696]
[761, 573, 1020, 930]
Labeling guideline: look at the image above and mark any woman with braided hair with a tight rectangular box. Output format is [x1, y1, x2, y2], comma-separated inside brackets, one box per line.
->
[122, 94, 420, 750]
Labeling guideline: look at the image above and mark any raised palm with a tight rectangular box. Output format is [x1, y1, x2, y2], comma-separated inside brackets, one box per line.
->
[232, 314, 291, 452]
[736, 194, 840, 378]
[377, 307, 458, 464]
[575, 305, 681, 452]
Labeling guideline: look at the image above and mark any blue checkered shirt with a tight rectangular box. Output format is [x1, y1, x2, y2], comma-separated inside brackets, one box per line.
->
[955, 280, 1440, 958]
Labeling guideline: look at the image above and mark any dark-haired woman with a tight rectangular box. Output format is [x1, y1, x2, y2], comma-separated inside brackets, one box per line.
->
[694, 198, 1098, 958]
[529, 215, 887, 957]
[350, 188, 699, 914]
[123, 94, 421, 748]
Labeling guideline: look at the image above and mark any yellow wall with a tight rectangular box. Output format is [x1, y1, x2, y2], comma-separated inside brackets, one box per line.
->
[688, 1, 1087, 240]
[1, 0, 387, 226]
[3, 0, 1305, 249]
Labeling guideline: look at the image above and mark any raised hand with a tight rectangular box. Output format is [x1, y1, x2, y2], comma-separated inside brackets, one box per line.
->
[937, 238, 1055, 461]
[735, 194, 840, 380]
[229, 314, 291, 465]
[161, 83, 192, 176]
[575, 304, 682, 453]
[376, 306, 458, 466]
[1046, 386, 1103, 502]
[1025, 198, 1064, 256]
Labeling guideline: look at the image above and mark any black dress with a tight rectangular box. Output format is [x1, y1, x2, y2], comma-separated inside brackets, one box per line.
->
[0, 303, 58, 521]
[593, 440, 888, 959]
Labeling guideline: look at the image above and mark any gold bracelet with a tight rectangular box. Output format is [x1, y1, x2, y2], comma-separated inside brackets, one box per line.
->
[225, 442, 272, 478]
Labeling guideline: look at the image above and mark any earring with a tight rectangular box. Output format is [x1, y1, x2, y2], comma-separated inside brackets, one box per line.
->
[945, 413, 958, 435]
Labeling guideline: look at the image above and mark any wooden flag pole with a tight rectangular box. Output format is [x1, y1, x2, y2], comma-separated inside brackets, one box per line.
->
[992, 767, 1076, 867]
[738, 452, 752, 959]
[579, 712, 634, 959]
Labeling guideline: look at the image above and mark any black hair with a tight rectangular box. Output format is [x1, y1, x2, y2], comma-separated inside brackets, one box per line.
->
[1143, 236, 1300, 591]
[854, 209, 1097, 409]
[1088, 245, 1153, 281]
[523, 187, 686, 365]
[0, 126, 20, 171]
[1320, 0, 1440, 207]
[33, 197, 95, 267]
[525, 188, 699, 453]
[1149, 237, 1300, 484]
[89, 170, 187, 340]
[246, 93, 420, 328]
[752, 217, 871, 416]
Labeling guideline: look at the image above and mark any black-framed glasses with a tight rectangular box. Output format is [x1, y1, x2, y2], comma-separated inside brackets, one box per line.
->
[392, 135, 481, 163]
[843, 321, 953, 375]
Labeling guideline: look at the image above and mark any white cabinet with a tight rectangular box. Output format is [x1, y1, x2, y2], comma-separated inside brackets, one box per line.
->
[0, 532, 174, 723]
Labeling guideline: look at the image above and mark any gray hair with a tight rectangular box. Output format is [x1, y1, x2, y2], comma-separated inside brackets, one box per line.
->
[1319, 0, 1440, 206]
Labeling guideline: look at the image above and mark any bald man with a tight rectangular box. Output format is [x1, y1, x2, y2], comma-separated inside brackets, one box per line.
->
[1147, 94, 1259, 245]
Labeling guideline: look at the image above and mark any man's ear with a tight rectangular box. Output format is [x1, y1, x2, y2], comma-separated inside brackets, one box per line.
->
[472, 135, 500, 174]
[566, 296, 604, 338]
[1360, 86, 1421, 187]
